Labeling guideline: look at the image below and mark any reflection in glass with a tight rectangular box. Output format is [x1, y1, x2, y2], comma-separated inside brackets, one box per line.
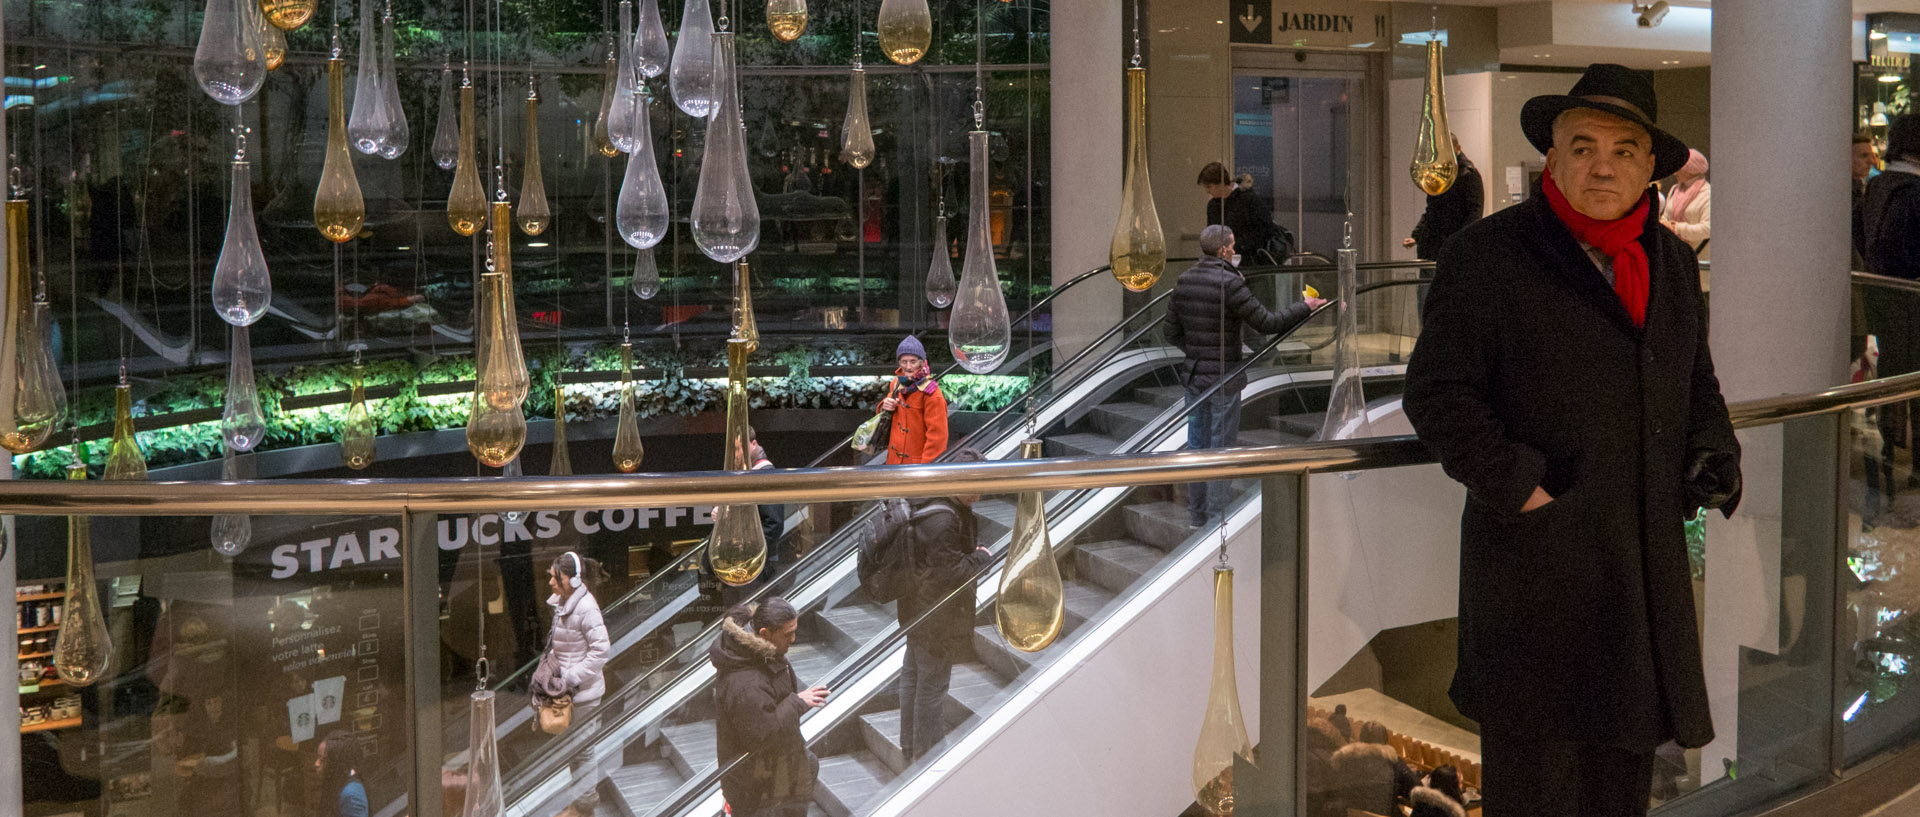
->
[517, 90, 552, 235]
[55, 461, 112, 687]
[949, 129, 1010, 373]
[376, 11, 409, 159]
[633, 248, 661, 300]
[670, 0, 717, 118]
[0, 199, 61, 454]
[210, 447, 252, 556]
[1410, 41, 1458, 196]
[996, 439, 1063, 652]
[212, 157, 271, 326]
[315, 57, 367, 243]
[340, 364, 375, 469]
[592, 54, 620, 159]
[732, 260, 760, 354]
[877, 0, 932, 65]
[691, 32, 760, 263]
[260, 0, 317, 30]
[709, 339, 767, 585]
[616, 89, 669, 249]
[924, 213, 956, 309]
[548, 384, 574, 476]
[347, 0, 391, 155]
[222, 324, 268, 451]
[432, 66, 459, 170]
[840, 66, 875, 169]
[612, 343, 645, 473]
[263, 20, 286, 70]
[1110, 66, 1165, 292]
[635, 0, 670, 78]
[104, 384, 148, 482]
[1192, 566, 1253, 816]
[193, 0, 268, 105]
[461, 690, 506, 817]
[767, 0, 807, 42]
[447, 83, 486, 236]
[608, 0, 639, 153]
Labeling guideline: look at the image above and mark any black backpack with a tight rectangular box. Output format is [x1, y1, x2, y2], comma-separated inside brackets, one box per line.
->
[858, 498, 959, 604]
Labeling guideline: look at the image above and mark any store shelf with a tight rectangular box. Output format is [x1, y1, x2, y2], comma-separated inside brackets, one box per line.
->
[19, 677, 65, 693]
[17, 651, 52, 660]
[21, 716, 81, 734]
[18, 624, 59, 635]
[15, 592, 64, 603]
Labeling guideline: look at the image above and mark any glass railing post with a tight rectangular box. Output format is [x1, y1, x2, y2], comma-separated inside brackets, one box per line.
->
[1249, 472, 1308, 815]
[404, 510, 445, 817]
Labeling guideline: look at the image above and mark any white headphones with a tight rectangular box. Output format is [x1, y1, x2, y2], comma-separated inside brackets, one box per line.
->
[565, 551, 583, 589]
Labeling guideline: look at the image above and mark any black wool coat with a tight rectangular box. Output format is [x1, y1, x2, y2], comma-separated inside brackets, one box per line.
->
[1403, 192, 1739, 750]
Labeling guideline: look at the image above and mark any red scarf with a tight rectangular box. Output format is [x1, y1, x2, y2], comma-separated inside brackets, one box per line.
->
[1541, 167, 1651, 327]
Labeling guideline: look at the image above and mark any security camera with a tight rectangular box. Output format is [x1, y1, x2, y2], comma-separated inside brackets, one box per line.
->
[1635, 1, 1670, 28]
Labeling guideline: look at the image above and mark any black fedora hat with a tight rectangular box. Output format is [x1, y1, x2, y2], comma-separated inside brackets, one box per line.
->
[1520, 63, 1691, 181]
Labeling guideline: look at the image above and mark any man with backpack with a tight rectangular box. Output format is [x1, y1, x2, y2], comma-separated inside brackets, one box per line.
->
[858, 449, 992, 762]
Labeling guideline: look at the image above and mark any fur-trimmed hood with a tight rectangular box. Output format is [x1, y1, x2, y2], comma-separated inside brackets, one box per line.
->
[1408, 786, 1467, 817]
[711, 611, 786, 673]
[1329, 741, 1402, 778]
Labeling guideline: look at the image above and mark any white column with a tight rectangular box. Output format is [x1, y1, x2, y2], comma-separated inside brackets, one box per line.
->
[1048, 0, 1123, 362]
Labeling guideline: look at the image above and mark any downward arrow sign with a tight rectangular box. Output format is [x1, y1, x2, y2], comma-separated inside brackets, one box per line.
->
[1239, 5, 1264, 33]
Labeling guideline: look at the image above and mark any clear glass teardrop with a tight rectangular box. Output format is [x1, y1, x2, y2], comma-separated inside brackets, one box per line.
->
[996, 439, 1064, 652]
[633, 247, 661, 300]
[340, 365, 376, 469]
[612, 344, 645, 473]
[840, 67, 875, 169]
[432, 67, 459, 170]
[608, 0, 640, 153]
[104, 384, 148, 482]
[1192, 566, 1254, 815]
[213, 159, 272, 325]
[949, 130, 1010, 373]
[517, 92, 552, 235]
[315, 58, 367, 243]
[1110, 66, 1165, 292]
[924, 214, 956, 309]
[616, 90, 670, 249]
[347, 0, 391, 155]
[876, 0, 932, 66]
[376, 13, 409, 159]
[548, 384, 573, 476]
[709, 339, 767, 586]
[194, 0, 269, 105]
[55, 462, 112, 687]
[210, 446, 252, 556]
[767, 0, 808, 41]
[447, 83, 486, 236]
[690, 31, 760, 263]
[460, 691, 507, 817]
[16, 302, 67, 453]
[669, 0, 717, 118]
[634, 0, 670, 78]
[222, 324, 268, 451]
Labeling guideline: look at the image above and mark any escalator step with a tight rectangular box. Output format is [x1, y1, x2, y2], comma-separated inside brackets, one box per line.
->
[1088, 401, 1164, 439]
[856, 709, 910, 775]
[972, 624, 1033, 680]
[1047, 432, 1122, 459]
[815, 751, 892, 817]
[1062, 579, 1117, 627]
[1124, 501, 1199, 552]
[606, 759, 686, 817]
[1075, 539, 1165, 595]
[945, 661, 1009, 717]
[659, 722, 716, 780]
[1134, 385, 1188, 409]
[972, 498, 1017, 539]
[1271, 412, 1323, 438]
[787, 642, 841, 689]
[816, 603, 894, 657]
[1236, 428, 1288, 447]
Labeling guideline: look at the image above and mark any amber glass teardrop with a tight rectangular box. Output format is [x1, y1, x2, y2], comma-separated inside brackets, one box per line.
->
[340, 365, 376, 469]
[996, 439, 1064, 652]
[260, 0, 316, 30]
[548, 384, 574, 476]
[1411, 40, 1458, 196]
[447, 83, 486, 236]
[54, 461, 112, 686]
[1110, 66, 1165, 292]
[612, 343, 645, 473]
[314, 58, 367, 243]
[709, 339, 767, 586]
[103, 384, 148, 482]
[1192, 567, 1255, 816]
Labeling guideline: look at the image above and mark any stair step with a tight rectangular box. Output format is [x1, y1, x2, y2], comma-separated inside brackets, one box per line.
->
[1271, 412, 1323, 438]
[1046, 432, 1121, 459]
[1062, 578, 1116, 627]
[814, 751, 893, 817]
[658, 721, 715, 779]
[606, 759, 686, 816]
[856, 709, 910, 775]
[1087, 401, 1164, 440]
[1075, 539, 1165, 595]
[945, 661, 1010, 716]
[816, 602, 894, 657]
[1124, 501, 1199, 551]
[972, 624, 1034, 680]
[1135, 384, 1188, 408]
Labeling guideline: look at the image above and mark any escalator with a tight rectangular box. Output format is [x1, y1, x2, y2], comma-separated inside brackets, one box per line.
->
[498, 273, 1428, 817]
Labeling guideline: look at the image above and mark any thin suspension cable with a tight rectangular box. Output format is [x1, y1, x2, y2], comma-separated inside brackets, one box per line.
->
[1131, 0, 1141, 67]
[973, 0, 984, 127]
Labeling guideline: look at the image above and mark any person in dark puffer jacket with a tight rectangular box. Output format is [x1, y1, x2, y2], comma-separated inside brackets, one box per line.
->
[711, 600, 830, 817]
[1164, 224, 1322, 526]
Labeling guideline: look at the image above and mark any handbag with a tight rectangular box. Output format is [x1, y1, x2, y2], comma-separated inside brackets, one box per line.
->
[852, 411, 892, 453]
[528, 644, 574, 734]
[535, 693, 573, 735]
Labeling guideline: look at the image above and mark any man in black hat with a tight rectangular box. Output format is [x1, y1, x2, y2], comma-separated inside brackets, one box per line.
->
[1403, 63, 1743, 815]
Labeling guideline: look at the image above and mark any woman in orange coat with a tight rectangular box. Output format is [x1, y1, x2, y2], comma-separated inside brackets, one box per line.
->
[878, 336, 949, 464]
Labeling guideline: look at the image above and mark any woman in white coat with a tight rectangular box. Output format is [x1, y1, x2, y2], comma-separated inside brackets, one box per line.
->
[1662, 149, 1712, 270]
[548, 551, 610, 817]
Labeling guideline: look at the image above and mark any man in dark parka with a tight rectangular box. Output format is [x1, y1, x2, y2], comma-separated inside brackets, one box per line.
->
[1403, 63, 1742, 816]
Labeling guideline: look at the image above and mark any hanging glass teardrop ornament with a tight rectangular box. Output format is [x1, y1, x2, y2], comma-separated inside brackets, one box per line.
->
[103, 384, 148, 482]
[54, 460, 112, 687]
[635, 0, 670, 78]
[877, 0, 932, 66]
[347, 0, 392, 155]
[709, 338, 767, 586]
[517, 87, 552, 235]
[474, 203, 529, 411]
[633, 247, 661, 300]
[459, 690, 507, 817]
[1410, 40, 1457, 196]
[194, 0, 269, 105]
[1110, 66, 1165, 292]
[592, 52, 620, 159]
[1193, 566, 1255, 816]
[0, 196, 61, 454]
[690, 31, 760, 263]
[315, 55, 367, 243]
[840, 64, 875, 169]
[213, 143, 271, 326]
[949, 128, 1011, 373]
[669, 0, 717, 118]
[263, 19, 287, 70]
[548, 384, 574, 476]
[260, 0, 317, 30]
[996, 439, 1064, 652]
[612, 343, 645, 473]
[340, 363, 375, 469]
[1315, 245, 1371, 442]
[732, 260, 760, 354]
[924, 210, 956, 309]
[767, 0, 807, 42]
[616, 88, 670, 249]
[608, 0, 640, 153]
[466, 398, 527, 468]
[222, 324, 268, 451]
[447, 81, 486, 235]
[210, 446, 252, 556]
[376, 10, 409, 159]
[432, 65, 460, 170]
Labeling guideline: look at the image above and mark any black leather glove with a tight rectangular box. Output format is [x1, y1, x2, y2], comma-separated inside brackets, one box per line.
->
[1683, 449, 1742, 519]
